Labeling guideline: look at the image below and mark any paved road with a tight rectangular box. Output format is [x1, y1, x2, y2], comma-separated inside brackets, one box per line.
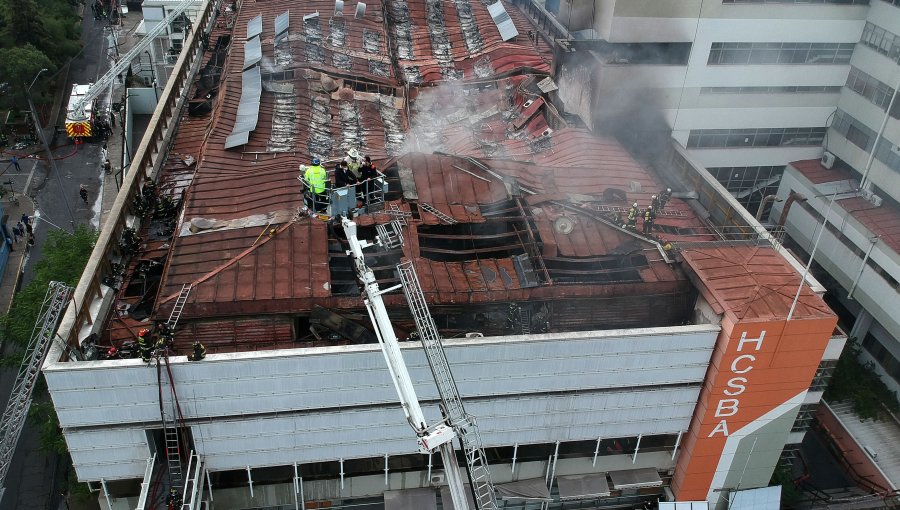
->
[0, 5, 114, 510]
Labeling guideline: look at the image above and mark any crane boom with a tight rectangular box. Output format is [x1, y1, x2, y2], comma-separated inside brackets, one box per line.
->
[67, 0, 201, 123]
[343, 218, 474, 510]
[0, 282, 73, 502]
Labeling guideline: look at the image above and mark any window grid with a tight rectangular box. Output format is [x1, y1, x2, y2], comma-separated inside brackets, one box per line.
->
[860, 22, 900, 63]
[862, 333, 900, 385]
[700, 86, 842, 94]
[845, 66, 895, 110]
[707, 166, 784, 217]
[725, 0, 868, 3]
[791, 403, 819, 433]
[810, 360, 838, 392]
[832, 109, 876, 151]
[708, 42, 855, 65]
[881, 0, 900, 8]
[687, 127, 827, 148]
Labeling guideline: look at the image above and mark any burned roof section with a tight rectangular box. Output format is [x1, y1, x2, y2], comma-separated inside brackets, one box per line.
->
[97, 0, 757, 357]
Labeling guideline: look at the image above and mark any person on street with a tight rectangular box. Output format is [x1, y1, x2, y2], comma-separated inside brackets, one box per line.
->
[79, 184, 89, 204]
[8, 155, 21, 172]
[103, 159, 112, 174]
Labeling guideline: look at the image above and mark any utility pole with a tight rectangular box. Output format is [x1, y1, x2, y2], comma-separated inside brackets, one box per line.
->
[24, 69, 77, 232]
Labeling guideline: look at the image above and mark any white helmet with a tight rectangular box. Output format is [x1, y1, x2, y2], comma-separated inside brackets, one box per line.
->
[633, 202, 638, 208]
[347, 148, 360, 159]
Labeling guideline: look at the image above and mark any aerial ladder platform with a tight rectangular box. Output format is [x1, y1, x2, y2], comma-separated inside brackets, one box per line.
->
[343, 217, 498, 510]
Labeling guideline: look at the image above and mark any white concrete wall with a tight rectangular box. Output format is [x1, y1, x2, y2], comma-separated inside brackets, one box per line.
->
[772, 167, 900, 354]
[46, 326, 719, 481]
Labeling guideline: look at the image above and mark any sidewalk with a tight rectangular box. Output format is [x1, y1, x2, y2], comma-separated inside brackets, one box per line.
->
[0, 196, 37, 314]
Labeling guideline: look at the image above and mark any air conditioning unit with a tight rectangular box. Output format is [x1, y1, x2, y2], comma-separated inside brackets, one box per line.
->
[821, 151, 836, 169]
[142, 76, 153, 87]
[430, 470, 447, 486]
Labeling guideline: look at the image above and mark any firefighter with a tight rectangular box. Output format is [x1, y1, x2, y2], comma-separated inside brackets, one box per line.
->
[188, 341, 207, 361]
[659, 187, 672, 210]
[625, 202, 639, 230]
[79, 184, 89, 204]
[333, 160, 355, 188]
[650, 194, 660, 210]
[642, 205, 656, 235]
[303, 158, 327, 212]
[345, 148, 362, 181]
[137, 328, 153, 362]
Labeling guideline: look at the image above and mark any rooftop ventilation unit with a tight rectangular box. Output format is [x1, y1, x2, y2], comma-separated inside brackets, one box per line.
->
[487, 2, 518, 41]
[355, 2, 366, 19]
[334, 0, 343, 15]
[821, 151, 835, 169]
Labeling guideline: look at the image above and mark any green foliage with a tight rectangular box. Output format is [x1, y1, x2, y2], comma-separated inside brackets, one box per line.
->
[67, 468, 94, 504]
[0, 44, 53, 93]
[27, 399, 68, 454]
[770, 460, 802, 506]
[0, 0, 80, 78]
[825, 338, 900, 421]
[1, 225, 96, 348]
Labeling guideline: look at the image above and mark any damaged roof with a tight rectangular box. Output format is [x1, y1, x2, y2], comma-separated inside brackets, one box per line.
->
[100, 0, 817, 354]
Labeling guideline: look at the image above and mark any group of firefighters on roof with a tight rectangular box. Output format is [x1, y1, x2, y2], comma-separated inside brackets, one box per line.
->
[129, 324, 206, 363]
[624, 188, 672, 235]
[301, 148, 379, 213]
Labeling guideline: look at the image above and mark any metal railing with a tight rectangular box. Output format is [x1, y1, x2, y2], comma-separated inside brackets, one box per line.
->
[49, 0, 219, 357]
[301, 173, 388, 219]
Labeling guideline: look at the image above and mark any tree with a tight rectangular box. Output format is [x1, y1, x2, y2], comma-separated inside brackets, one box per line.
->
[0, 0, 50, 48]
[0, 44, 53, 97]
[0, 226, 97, 348]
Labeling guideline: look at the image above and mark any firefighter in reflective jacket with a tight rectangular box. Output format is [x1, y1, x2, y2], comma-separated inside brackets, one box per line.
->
[188, 341, 207, 361]
[138, 328, 153, 362]
[303, 158, 327, 212]
[625, 202, 639, 230]
[643, 205, 656, 234]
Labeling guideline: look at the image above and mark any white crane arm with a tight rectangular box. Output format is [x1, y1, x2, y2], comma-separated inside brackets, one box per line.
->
[69, 0, 201, 120]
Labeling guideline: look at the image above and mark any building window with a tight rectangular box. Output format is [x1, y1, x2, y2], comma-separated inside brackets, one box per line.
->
[810, 359, 838, 391]
[724, 0, 868, 3]
[707, 166, 784, 216]
[861, 21, 900, 62]
[861, 333, 900, 385]
[791, 403, 818, 433]
[846, 66, 896, 112]
[708, 42, 855, 65]
[831, 109, 877, 151]
[700, 86, 842, 94]
[687, 127, 826, 148]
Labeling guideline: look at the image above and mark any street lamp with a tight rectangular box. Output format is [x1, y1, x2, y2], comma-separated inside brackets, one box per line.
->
[28, 68, 48, 93]
[23, 68, 76, 232]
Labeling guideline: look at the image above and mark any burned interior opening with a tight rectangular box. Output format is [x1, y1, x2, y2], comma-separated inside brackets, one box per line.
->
[543, 254, 647, 284]
[417, 219, 538, 263]
[329, 224, 403, 295]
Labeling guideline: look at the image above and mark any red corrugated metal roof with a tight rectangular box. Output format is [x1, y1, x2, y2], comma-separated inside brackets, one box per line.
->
[790, 159, 900, 256]
[681, 246, 833, 321]
[101, 0, 791, 352]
